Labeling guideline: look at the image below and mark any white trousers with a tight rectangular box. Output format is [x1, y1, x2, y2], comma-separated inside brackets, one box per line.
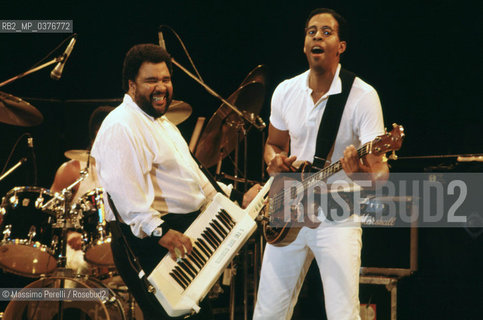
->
[253, 222, 362, 320]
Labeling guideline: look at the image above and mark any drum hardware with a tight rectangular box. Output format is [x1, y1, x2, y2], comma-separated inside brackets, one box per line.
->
[0, 132, 38, 187]
[27, 225, 36, 240]
[216, 173, 260, 185]
[63, 149, 97, 164]
[189, 73, 268, 320]
[0, 186, 60, 276]
[2, 224, 12, 238]
[44, 167, 89, 271]
[158, 29, 267, 319]
[72, 188, 115, 267]
[158, 26, 265, 153]
[2, 272, 127, 320]
[166, 54, 266, 132]
[186, 63, 266, 319]
[57, 169, 90, 268]
[194, 81, 266, 169]
[42, 168, 88, 212]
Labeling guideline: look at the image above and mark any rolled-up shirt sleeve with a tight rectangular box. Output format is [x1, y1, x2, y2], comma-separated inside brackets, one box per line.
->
[92, 121, 163, 238]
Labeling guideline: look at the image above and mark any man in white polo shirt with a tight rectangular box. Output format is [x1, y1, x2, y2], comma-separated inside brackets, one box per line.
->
[254, 8, 389, 320]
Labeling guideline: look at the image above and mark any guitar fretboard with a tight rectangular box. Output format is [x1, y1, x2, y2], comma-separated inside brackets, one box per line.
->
[271, 142, 371, 210]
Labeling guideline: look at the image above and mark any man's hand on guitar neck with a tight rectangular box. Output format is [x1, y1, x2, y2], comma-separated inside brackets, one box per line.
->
[340, 145, 367, 175]
[340, 145, 389, 183]
[267, 153, 298, 176]
[158, 230, 193, 261]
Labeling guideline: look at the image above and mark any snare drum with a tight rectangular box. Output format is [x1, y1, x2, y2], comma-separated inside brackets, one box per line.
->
[2, 275, 126, 320]
[71, 188, 114, 266]
[0, 186, 60, 277]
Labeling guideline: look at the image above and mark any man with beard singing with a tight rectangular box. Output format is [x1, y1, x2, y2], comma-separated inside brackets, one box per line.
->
[91, 44, 259, 319]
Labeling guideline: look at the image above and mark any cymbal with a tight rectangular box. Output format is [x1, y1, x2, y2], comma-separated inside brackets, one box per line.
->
[0, 91, 43, 126]
[164, 100, 192, 125]
[194, 81, 265, 168]
[240, 65, 267, 87]
[64, 149, 95, 164]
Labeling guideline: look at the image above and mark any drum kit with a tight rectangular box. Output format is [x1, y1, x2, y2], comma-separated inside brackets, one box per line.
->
[0, 63, 268, 319]
[0, 92, 143, 319]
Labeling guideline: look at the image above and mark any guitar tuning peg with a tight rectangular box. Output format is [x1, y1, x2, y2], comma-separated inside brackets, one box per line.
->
[388, 150, 398, 160]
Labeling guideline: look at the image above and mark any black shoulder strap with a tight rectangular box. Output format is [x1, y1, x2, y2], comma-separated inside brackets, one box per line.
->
[190, 152, 245, 205]
[313, 68, 356, 168]
[106, 193, 155, 291]
[190, 151, 228, 197]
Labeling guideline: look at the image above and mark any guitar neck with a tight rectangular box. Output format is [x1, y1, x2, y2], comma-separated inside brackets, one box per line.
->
[303, 143, 370, 189]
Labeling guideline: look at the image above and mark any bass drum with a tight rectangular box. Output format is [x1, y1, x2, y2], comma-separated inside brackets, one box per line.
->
[2, 275, 126, 320]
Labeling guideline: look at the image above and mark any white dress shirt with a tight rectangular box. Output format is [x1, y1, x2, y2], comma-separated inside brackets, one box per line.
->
[92, 94, 231, 238]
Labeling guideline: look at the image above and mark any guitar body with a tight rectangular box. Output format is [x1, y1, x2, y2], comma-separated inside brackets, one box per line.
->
[262, 124, 405, 247]
[263, 162, 322, 247]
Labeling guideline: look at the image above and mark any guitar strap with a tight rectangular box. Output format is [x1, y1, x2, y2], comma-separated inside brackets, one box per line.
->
[105, 193, 160, 301]
[190, 151, 228, 196]
[313, 68, 356, 168]
[190, 150, 245, 206]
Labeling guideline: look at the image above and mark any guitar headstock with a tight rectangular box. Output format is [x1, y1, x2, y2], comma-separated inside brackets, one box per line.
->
[370, 123, 405, 159]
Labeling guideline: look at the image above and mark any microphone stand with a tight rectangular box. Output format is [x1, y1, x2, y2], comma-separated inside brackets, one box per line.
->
[170, 58, 266, 131]
[0, 57, 61, 88]
[0, 158, 27, 182]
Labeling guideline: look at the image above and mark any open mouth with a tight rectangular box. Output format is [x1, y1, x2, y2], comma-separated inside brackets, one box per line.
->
[152, 95, 166, 103]
[311, 46, 324, 54]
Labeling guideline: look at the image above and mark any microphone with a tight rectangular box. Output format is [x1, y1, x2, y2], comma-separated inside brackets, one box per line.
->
[158, 27, 166, 50]
[50, 36, 77, 80]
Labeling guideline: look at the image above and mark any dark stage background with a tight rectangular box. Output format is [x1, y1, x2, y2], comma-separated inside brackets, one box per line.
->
[0, 0, 481, 319]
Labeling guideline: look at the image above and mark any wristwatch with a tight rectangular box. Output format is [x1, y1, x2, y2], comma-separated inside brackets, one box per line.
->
[151, 225, 163, 237]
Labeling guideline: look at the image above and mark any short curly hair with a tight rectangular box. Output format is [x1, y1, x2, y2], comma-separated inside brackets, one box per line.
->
[305, 8, 348, 42]
[121, 44, 173, 92]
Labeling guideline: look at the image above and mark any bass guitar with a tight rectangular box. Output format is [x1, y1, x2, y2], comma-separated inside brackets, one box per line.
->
[263, 124, 405, 246]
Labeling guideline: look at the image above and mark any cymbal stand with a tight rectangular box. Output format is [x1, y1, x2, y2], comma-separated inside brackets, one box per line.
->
[216, 117, 256, 320]
[170, 57, 266, 132]
[169, 44, 266, 320]
[51, 167, 88, 320]
[42, 168, 88, 211]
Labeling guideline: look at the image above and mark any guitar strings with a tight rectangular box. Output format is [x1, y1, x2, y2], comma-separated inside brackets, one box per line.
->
[270, 145, 369, 209]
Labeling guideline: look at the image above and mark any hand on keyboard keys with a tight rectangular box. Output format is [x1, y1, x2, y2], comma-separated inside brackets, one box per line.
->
[158, 229, 193, 261]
